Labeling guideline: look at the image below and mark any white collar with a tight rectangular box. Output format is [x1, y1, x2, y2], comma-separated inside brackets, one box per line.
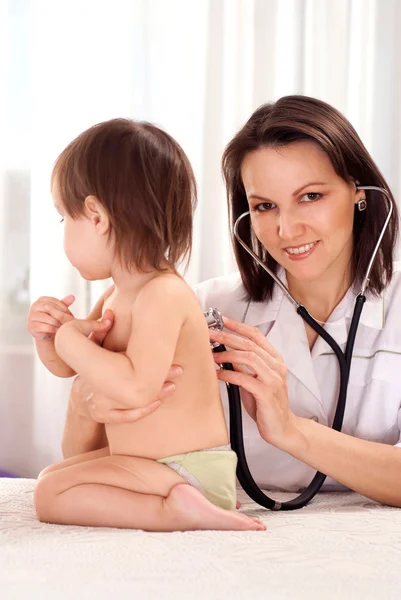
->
[242, 270, 385, 403]
[244, 268, 384, 332]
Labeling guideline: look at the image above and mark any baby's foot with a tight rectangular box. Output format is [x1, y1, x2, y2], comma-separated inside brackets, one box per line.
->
[165, 483, 266, 531]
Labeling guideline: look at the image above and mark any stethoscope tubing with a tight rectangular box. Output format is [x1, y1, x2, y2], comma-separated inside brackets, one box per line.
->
[233, 186, 393, 306]
[214, 296, 364, 510]
[215, 185, 392, 510]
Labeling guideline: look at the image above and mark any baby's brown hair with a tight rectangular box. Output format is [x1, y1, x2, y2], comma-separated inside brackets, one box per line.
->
[52, 119, 197, 272]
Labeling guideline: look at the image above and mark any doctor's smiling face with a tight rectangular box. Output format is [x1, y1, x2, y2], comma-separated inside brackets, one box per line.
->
[223, 96, 398, 303]
[241, 140, 366, 288]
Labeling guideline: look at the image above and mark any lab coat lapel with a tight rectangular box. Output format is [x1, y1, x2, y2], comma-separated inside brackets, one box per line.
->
[311, 287, 355, 359]
[265, 294, 323, 403]
[311, 319, 347, 358]
[244, 276, 385, 403]
[311, 287, 384, 357]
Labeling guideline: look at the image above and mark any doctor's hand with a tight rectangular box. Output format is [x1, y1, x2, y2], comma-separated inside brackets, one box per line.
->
[74, 376, 161, 424]
[209, 317, 300, 451]
[71, 365, 184, 424]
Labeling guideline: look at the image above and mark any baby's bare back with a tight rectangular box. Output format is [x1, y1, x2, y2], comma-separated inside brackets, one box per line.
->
[102, 279, 229, 459]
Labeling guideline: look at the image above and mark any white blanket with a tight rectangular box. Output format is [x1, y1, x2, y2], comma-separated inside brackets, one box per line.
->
[1, 478, 401, 599]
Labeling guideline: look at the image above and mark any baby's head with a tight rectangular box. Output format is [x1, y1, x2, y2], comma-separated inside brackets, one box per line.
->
[52, 119, 197, 280]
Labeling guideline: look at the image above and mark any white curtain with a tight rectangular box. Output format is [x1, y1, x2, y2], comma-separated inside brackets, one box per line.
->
[1, 0, 401, 476]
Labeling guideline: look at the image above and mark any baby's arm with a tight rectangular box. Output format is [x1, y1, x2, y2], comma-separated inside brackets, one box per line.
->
[28, 286, 114, 378]
[54, 277, 187, 409]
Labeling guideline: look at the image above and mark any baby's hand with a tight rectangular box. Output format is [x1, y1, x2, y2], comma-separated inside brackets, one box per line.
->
[89, 309, 115, 346]
[28, 295, 75, 342]
[60, 315, 113, 339]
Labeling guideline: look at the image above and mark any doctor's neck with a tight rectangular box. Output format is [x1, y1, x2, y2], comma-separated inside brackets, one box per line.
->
[286, 260, 352, 325]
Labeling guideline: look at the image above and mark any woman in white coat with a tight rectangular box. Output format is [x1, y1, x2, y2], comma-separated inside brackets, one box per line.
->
[64, 96, 401, 506]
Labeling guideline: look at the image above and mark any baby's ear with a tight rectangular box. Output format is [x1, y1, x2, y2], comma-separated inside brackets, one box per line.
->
[84, 195, 110, 235]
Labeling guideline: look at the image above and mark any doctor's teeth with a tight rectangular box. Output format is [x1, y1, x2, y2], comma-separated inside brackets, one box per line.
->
[286, 242, 316, 255]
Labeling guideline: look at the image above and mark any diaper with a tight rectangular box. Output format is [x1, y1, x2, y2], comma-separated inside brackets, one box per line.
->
[157, 445, 237, 510]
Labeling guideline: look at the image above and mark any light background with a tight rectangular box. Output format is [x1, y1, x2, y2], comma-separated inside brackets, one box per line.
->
[1, 0, 401, 476]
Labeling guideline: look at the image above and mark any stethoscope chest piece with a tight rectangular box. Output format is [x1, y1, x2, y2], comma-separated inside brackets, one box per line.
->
[204, 185, 392, 510]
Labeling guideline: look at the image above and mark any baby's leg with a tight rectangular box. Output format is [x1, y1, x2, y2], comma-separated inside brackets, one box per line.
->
[35, 455, 265, 532]
[37, 447, 110, 479]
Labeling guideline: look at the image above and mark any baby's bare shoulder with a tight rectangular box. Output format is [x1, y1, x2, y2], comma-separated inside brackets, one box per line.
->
[138, 274, 196, 305]
[133, 274, 203, 332]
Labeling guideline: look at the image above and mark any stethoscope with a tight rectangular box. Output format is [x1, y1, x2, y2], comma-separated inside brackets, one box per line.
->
[205, 186, 393, 510]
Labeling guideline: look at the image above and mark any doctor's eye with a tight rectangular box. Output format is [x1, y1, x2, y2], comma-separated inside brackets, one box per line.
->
[254, 202, 276, 212]
[300, 193, 322, 203]
[59, 218, 64, 223]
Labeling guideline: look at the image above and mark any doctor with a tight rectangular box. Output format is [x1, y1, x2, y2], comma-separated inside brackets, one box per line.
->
[63, 96, 401, 507]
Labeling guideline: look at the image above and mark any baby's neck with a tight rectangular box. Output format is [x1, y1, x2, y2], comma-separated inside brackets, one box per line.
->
[111, 261, 176, 294]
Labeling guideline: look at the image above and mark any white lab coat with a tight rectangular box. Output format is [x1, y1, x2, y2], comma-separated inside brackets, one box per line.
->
[193, 263, 401, 492]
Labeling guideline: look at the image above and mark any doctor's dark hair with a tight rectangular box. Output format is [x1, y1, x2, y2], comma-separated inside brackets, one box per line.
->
[222, 95, 399, 302]
[52, 119, 197, 272]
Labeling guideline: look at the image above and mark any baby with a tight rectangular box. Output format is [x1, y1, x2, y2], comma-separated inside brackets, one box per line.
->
[28, 119, 265, 532]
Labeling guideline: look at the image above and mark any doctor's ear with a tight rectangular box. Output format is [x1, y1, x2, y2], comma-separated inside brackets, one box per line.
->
[84, 196, 110, 235]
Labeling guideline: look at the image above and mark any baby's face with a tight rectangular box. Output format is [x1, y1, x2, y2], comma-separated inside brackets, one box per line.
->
[52, 181, 112, 281]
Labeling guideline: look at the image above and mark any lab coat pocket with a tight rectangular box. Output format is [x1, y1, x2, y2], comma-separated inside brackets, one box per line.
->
[350, 349, 401, 386]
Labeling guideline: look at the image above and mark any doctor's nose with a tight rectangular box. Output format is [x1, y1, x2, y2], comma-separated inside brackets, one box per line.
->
[277, 210, 305, 241]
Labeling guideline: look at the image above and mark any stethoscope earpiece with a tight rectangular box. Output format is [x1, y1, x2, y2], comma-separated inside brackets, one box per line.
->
[208, 186, 393, 510]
